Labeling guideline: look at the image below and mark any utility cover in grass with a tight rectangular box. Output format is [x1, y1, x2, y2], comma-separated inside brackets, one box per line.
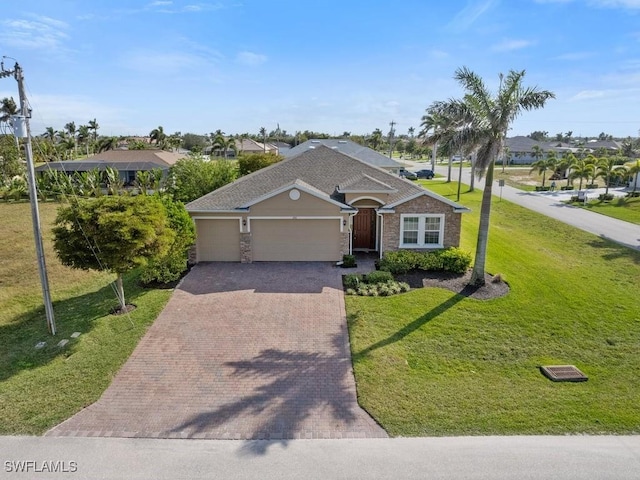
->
[540, 365, 588, 382]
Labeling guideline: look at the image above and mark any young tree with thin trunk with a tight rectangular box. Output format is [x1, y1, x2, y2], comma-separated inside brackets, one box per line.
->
[52, 196, 174, 311]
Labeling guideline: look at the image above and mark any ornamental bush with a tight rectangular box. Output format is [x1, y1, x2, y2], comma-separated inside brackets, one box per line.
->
[378, 248, 471, 274]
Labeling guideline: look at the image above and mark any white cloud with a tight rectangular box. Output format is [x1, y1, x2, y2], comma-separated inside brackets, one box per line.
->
[446, 0, 499, 32]
[536, 0, 640, 8]
[0, 15, 69, 52]
[236, 51, 268, 66]
[491, 39, 535, 52]
[26, 93, 131, 136]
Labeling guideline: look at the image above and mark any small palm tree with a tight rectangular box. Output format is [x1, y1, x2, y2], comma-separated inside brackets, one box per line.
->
[149, 126, 166, 147]
[570, 157, 591, 191]
[627, 160, 640, 193]
[530, 156, 557, 188]
[259, 127, 267, 152]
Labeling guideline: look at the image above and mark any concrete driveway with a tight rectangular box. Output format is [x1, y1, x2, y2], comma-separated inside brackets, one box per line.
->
[47, 262, 386, 440]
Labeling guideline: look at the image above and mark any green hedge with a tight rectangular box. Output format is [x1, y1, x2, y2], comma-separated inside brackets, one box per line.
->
[378, 248, 472, 274]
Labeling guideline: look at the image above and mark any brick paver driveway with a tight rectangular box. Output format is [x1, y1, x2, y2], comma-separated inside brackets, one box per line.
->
[47, 262, 386, 440]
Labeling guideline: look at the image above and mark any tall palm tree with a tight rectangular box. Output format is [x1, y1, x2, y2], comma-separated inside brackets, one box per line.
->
[259, 127, 267, 152]
[408, 126, 415, 138]
[438, 67, 554, 286]
[369, 128, 383, 151]
[88, 118, 99, 141]
[213, 134, 236, 158]
[64, 122, 77, 158]
[77, 124, 91, 156]
[420, 107, 454, 175]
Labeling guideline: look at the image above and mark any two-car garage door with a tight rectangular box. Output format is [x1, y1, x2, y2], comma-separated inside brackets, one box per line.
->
[195, 218, 341, 262]
[251, 219, 341, 261]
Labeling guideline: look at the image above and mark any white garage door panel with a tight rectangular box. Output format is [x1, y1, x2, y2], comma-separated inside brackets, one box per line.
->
[196, 219, 241, 262]
[252, 219, 341, 261]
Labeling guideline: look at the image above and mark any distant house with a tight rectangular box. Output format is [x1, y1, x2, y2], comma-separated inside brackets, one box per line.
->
[35, 149, 185, 185]
[186, 145, 469, 263]
[285, 139, 404, 174]
[504, 136, 623, 164]
[206, 138, 279, 158]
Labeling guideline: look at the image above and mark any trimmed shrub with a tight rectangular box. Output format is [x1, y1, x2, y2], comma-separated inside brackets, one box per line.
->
[377, 250, 421, 273]
[365, 270, 394, 284]
[342, 254, 357, 268]
[439, 247, 472, 273]
[343, 273, 363, 289]
[598, 193, 614, 201]
[378, 248, 471, 275]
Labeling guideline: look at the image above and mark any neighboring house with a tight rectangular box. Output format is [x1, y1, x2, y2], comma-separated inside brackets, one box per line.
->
[504, 136, 623, 164]
[34, 149, 185, 184]
[285, 139, 403, 174]
[235, 138, 279, 155]
[186, 145, 469, 263]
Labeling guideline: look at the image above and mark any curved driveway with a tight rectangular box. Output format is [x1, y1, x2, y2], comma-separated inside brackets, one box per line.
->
[47, 262, 386, 440]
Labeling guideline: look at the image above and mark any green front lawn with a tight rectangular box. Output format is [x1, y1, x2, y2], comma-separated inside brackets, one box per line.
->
[347, 181, 640, 436]
[577, 195, 640, 225]
[0, 202, 172, 434]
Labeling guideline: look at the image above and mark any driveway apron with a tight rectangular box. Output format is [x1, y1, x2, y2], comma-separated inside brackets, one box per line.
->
[47, 262, 386, 439]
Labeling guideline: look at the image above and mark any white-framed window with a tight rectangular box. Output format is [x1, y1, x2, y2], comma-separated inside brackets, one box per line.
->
[399, 214, 445, 248]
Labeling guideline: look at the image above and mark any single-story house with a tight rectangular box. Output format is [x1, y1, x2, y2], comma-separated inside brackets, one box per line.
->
[285, 139, 403, 174]
[34, 149, 184, 184]
[186, 145, 469, 263]
[504, 136, 623, 164]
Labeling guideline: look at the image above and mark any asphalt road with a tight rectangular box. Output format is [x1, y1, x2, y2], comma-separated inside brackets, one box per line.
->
[1, 436, 640, 479]
[409, 161, 640, 251]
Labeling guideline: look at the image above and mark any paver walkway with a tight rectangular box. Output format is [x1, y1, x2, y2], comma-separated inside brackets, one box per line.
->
[47, 262, 386, 440]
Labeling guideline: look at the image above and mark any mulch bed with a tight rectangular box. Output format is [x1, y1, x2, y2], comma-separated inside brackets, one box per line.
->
[395, 270, 510, 300]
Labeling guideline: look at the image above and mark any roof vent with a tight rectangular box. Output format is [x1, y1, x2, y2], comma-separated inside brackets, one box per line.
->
[311, 140, 320, 143]
[331, 146, 338, 149]
[308, 146, 315, 149]
[338, 140, 347, 143]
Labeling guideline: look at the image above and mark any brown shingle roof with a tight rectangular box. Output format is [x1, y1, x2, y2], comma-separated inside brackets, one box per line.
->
[88, 149, 185, 166]
[187, 145, 466, 212]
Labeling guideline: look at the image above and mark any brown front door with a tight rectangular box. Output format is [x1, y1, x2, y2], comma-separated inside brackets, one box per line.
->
[353, 208, 376, 250]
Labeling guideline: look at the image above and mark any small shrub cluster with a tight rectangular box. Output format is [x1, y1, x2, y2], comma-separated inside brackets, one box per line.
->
[341, 254, 357, 268]
[377, 248, 472, 274]
[598, 193, 614, 201]
[343, 272, 409, 297]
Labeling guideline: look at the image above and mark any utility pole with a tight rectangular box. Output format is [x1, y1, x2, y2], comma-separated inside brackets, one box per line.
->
[388, 120, 396, 159]
[1, 59, 56, 335]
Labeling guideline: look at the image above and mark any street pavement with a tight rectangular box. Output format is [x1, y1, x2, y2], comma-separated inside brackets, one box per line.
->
[410, 161, 640, 251]
[1, 435, 640, 479]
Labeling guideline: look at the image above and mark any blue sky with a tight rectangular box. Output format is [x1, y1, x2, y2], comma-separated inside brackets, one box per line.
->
[1, 0, 640, 139]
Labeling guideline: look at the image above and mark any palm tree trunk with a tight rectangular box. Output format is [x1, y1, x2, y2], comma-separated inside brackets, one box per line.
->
[456, 152, 463, 202]
[469, 161, 496, 287]
[469, 154, 476, 191]
[431, 141, 437, 171]
[115, 274, 126, 310]
[447, 156, 453, 182]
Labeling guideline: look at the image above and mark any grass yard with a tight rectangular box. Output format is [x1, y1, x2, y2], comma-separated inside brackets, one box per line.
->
[347, 180, 640, 436]
[0, 201, 172, 434]
[577, 194, 640, 225]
